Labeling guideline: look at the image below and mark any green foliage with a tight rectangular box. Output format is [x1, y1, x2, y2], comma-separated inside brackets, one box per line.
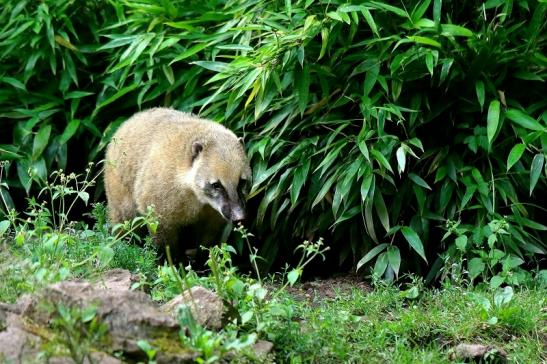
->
[1, 0, 546, 281]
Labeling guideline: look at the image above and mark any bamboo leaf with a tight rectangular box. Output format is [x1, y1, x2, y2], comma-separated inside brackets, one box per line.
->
[475, 80, 485, 111]
[529, 153, 544, 195]
[356, 243, 387, 271]
[487, 100, 500, 148]
[506, 109, 545, 131]
[396, 146, 406, 174]
[506, 143, 525, 171]
[373, 252, 388, 277]
[296, 65, 310, 115]
[408, 173, 431, 190]
[387, 246, 401, 278]
[32, 124, 51, 160]
[374, 192, 390, 232]
[371, 149, 393, 174]
[401, 226, 427, 263]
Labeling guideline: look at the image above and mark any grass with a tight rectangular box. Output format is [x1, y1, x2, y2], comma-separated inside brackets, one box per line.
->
[271, 285, 545, 363]
[1, 224, 545, 363]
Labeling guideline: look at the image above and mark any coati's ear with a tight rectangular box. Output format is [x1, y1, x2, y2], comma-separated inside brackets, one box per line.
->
[191, 141, 203, 162]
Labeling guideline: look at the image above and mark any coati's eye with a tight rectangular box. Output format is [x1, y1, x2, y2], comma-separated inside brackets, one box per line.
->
[211, 181, 223, 191]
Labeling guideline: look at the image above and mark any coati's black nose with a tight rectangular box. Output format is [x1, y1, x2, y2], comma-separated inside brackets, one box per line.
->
[231, 206, 246, 224]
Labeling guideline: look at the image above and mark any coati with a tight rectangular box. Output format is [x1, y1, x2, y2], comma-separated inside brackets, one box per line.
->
[104, 107, 252, 259]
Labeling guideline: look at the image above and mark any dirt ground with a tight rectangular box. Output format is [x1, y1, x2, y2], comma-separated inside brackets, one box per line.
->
[282, 273, 371, 303]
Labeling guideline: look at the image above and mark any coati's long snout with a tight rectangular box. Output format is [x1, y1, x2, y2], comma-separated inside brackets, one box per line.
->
[220, 198, 246, 224]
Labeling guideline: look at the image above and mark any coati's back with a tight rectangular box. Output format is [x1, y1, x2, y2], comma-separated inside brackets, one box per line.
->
[104, 108, 252, 252]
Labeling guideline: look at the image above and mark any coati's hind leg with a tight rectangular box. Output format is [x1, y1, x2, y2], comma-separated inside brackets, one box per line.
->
[105, 171, 137, 224]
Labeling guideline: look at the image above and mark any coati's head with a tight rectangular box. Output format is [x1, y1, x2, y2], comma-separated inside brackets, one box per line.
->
[188, 134, 252, 224]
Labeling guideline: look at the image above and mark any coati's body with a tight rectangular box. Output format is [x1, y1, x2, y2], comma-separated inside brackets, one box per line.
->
[104, 107, 251, 257]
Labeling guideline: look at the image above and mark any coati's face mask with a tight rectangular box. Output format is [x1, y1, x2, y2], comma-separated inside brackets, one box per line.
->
[190, 140, 252, 224]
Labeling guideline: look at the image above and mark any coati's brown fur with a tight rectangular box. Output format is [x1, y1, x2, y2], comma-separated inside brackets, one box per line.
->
[104, 107, 252, 257]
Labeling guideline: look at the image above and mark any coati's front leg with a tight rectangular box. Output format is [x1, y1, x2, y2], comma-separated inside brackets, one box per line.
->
[154, 223, 185, 263]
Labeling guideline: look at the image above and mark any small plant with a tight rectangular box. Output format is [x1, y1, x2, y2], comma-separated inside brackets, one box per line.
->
[41, 304, 108, 364]
[137, 340, 158, 364]
[438, 217, 535, 289]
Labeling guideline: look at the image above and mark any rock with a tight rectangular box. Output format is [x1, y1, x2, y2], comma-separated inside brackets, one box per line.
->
[161, 286, 224, 330]
[0, 311, 42, 364]
[92, 268, 139, 291]
[17, 280, 197, 363]
[252, 340, 274, 356]
[451, 343, 507, 362]
[47, 352, 123, 364]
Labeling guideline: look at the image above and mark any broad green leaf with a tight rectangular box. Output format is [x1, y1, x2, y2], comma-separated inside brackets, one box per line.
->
[290, 159, 310, 206]
[361, 8, 379, 37]
[296, 65, 310, 115]
[396, 146, 406, 174]
[503, 255, 524, 271]
[59, 120, 80, 144]
[411, 0, 431, 23]
[490, 275, 504, 290]
[433, 0, 442, 24]
[1, 77, 26, 91]
[0, 220, 10, 237]
[529, 153, 544, 195]
[373, 252, 388, 277]
[475, 80, 485, 110]
[408, 173, 432, 190]
[97, 246, 114, 267]
[162, 65, 175, 85]
[506, 143, 525, 171]
[494, 286, 513, 307]
[365, 201, 378, 243]
[363, 61, 379, 96]
[311, 172, 337, 208]
[169, 42, 211, 65]
[371, 149, 393, 174]
[368, 2, 408, 17]
[374, 192, 389, 232]
[407, 35, 441, 48]
[401, 226, 427, 263]
[326, 11, 344, 22]
[468, 258, 485, 279]
[360, 173, 374, 202]
[287, 269, 300, 286]
[17, 162, 32, 193]
[486, 100, 500, 147]
[356, 243, 387, 271]
[95, 84, 138, 111]
[64, 91, 94, 99]
[387, 246, 401, 278]
[236, 68, 261, 98]
[192, 61, 230, 73]
[319, 28, 329, 60]
[460, 185, 479, 209]
[441, 24, 474, 37]
[439, 58, 453, 84]
[455, 235, 467, 251]
[425, 53, 434, 76]
[78, 191, 90, 205]
[32, 124, 51, 160]
[506, 109, 544, 131]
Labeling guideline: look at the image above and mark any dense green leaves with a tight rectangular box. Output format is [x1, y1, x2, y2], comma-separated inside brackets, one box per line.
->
[0, 0, 545, 282]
